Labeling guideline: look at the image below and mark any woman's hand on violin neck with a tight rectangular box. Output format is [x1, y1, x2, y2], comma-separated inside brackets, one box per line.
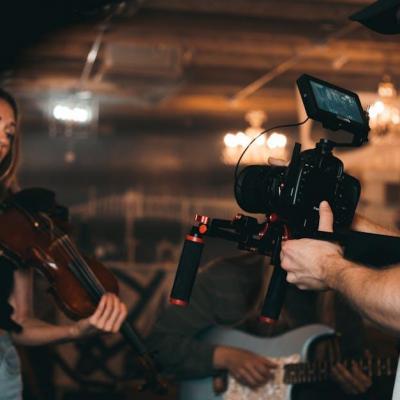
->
[72, 293, 128, 339]
[88, 293, 128, 333]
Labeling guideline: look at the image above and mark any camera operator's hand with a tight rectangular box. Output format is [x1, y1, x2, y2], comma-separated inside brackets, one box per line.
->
[213, 346, 277, 388]
[280, 201, 344, 290]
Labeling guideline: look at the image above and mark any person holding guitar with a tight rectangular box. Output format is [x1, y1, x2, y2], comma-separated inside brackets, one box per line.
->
[147, 247, 391, 399]
[0, 88, 128, 400]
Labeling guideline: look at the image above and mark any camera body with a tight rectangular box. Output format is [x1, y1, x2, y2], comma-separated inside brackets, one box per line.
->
[235, 74, 370, 233]
[235, 139, 361, 233]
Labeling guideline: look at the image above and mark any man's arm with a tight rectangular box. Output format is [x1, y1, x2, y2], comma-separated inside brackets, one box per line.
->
[281, 201, 400, 334]
[323, 256, 400, 334]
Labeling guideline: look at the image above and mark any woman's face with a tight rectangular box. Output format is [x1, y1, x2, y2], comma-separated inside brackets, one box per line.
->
[0, 99, 16, 164]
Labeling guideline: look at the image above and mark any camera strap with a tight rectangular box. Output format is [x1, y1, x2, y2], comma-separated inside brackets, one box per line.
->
[297, 230, 400, 267]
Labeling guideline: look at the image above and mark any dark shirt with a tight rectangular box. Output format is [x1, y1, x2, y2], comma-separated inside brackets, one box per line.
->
[0, 259, 20, 332]
[0, 187, 66, 333]
[147, 253, 365, 379]
[0, 188, 21, 332]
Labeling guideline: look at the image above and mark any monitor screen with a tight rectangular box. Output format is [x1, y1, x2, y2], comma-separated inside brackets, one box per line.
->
[310, 80, 364, 124]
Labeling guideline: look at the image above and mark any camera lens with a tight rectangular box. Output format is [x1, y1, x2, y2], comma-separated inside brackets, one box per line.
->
[234, 165, 286, 214]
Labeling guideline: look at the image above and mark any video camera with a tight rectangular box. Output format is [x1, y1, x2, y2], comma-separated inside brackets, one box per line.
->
[236, 74, 369, 234]
[169, 74, 399, 322]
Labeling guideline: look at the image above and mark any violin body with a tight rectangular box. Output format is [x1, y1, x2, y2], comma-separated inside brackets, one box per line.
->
[0, 188, 167, 393]
[39, 256, 119, 320]
[0, 190, 118, 320]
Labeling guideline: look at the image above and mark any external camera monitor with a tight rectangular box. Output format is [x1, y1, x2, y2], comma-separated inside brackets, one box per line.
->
[297, 74, 369, 146]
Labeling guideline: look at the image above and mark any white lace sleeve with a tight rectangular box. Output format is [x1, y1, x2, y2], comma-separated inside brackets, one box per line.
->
[223, 354, 300, 400]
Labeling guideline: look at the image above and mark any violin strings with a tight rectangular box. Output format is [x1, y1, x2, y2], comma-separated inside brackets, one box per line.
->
[58, 235, 106, 298]
[27, 210, 110, 303]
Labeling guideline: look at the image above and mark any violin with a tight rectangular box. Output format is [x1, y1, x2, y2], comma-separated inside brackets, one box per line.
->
[0, 188, 166, 393]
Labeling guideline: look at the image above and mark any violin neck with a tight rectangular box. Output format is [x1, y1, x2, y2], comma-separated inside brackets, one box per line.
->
[67, 249, 150, 358]
[119, 322, 148, 356]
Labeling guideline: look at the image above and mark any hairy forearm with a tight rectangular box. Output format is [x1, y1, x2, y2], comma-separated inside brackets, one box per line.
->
[10, 317, 78, 346]
[325, 256, 400, 333]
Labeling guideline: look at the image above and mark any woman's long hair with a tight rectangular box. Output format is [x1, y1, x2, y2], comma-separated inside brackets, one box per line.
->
[0, 88, 20, 194]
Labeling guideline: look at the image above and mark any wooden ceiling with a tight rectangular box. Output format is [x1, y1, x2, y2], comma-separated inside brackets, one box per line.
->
[4, 0, 400, 133]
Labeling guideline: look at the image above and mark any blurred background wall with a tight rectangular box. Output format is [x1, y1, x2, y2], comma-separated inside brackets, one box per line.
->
[1, 1, 400, 398]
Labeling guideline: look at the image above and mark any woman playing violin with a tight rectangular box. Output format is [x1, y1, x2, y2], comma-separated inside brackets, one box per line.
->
[0, 88, 128, 400]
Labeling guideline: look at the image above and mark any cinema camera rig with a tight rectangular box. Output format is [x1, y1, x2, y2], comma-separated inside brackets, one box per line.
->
[170, 74, 400, 323]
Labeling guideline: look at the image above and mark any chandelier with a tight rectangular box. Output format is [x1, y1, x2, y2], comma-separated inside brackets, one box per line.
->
[48, 91, 99, 164]
[222, 110, 287, 165]
[368, 75, 400, 140]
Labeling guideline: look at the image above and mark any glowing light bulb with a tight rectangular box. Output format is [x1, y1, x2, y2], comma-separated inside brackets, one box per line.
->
[53, 104, 91, 123]
[53, 105, 70, 121]
[392, 113, 400, 124]
[224, 133, 237, 148]
[368, 101, 385, 119]
[72, 107, 90, 123]
[236, 131, 251, 147]
[255, 135, 266, 146]
[267, 132, 287, 149]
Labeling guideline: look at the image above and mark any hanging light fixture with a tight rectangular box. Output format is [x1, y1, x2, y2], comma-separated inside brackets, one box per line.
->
[48, 91, 98, 139]
[222, 110, 287, 165]
[368, 75, 400, 140]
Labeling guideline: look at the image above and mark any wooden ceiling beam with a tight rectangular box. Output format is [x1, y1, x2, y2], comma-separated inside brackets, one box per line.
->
[142, 0, 366, 22]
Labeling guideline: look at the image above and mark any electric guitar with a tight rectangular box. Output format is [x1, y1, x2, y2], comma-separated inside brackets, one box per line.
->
[179, 324, 397, 400]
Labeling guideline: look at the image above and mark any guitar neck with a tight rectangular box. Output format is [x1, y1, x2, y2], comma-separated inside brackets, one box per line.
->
[284, 356, 398, 384]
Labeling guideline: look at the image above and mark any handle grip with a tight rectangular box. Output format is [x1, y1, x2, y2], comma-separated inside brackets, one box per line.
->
[170, 234, 204, 306]
[259, 234, 287, 323]
[259, 264, 287, 323]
